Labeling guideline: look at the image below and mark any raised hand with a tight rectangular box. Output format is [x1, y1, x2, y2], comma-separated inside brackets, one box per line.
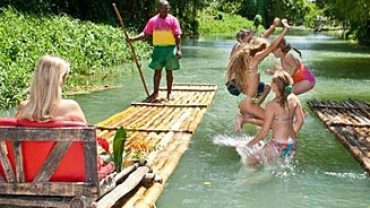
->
[273, 17, 281, 27]
[281, 19, 290, 28]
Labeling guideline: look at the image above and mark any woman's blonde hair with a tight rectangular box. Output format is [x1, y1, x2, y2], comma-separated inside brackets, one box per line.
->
[226, 38, 268, 92]
[19, 55, 70, 121]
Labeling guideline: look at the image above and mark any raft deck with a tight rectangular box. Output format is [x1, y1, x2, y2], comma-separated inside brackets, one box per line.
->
[308, 99, 370, 174]
[97, 83, 217, 208]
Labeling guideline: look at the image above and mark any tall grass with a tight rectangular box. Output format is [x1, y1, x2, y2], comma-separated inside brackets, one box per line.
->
[0, 7, 151, 109]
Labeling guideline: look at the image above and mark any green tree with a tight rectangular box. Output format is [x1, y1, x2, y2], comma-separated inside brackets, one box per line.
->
[241, 0, 257, 20]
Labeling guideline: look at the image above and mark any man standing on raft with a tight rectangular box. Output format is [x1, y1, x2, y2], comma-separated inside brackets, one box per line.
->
[128, 0, 182, 102]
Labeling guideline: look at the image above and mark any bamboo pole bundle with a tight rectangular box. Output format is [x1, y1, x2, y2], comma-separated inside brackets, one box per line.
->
[330, 126, 370, 173]
[136, 108, 171, 129]
[123, 107, 157, 128]
[182, 108, 201, 131]
[123, 134, 192, 208]
[111, 107, 150, 128]
[205, 92, 216, 105]
[135, 108, 170, 130]
[149, 135, 181, 173]
[158, 108, 183, 130]
[134, 182, 163, 208]
[146, 132, 162, 150]
[168, 108, 193, 131]
[198, 92, 209, 104]
[148, 108, 176, 130]
[189, 108, 207, 132]
[146, 132, 167, 165]
[121, 186, 147, 208]
[123, 108, 154, 128]
[173, 83, 216, 88]
[155, 134, 192, 182]
[194, 92, 204, 104]
[94, 166, 150, 208]
[98, 106, 137, 127]
[91, 83, 218, 207]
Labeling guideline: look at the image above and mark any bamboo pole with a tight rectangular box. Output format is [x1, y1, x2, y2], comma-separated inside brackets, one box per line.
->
[94, 166, 150, 208]
[121, 186, 147, 208]
[112, 3, 149, 96]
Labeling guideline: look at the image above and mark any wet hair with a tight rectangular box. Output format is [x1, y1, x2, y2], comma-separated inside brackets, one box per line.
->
[278, 39, 302, 58]
[226, 38, 269, 92]
[18, 55, 70, 121]
[158, 0, 169, 7]
[272, 70, 293, 108]
[236, 29, 253, 43]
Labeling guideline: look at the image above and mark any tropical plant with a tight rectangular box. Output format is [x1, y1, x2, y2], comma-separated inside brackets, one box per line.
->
[112, 127, 127, 173]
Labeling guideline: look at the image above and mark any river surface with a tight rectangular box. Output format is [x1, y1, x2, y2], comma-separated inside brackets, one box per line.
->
[2, 32, 370, 208]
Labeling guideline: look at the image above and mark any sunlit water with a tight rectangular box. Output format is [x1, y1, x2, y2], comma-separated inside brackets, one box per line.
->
[2, 32, 370, 207]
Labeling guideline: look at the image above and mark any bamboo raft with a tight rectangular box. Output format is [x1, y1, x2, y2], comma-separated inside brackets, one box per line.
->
[307, 99, 370, 174]
[96, 83, 217, 208]
[0, 83, 216, 208]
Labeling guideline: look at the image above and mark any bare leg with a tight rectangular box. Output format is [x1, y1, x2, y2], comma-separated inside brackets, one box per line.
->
[166, 69, 173, 99]
[239, 99, 265, 120]
[246, 154, 261, 165]
[246, 142, 278, 165]
[292, 80, 314, 95]
[146, 70, 162, 102]
[244, 117, 264, 126]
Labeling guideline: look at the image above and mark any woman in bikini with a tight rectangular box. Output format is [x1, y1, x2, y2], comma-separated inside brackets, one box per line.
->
[241, 70, 304, 165]
[226, 19, 290, 133]
[272, 39, 316, 95]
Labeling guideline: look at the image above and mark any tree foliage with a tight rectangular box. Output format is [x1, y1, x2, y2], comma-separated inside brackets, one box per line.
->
[316, 0, 370, 44]
[0, 0, 207, 34]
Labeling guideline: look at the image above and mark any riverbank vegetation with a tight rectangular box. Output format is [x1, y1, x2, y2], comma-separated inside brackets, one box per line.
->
[0, 7, 151, 109]
[197, 8, 253, 35]
[315, 0, 370, 45]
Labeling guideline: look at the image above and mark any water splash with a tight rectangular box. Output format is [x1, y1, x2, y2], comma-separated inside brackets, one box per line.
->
[213, 134, 297, 177]
[212, 134, 266, 164]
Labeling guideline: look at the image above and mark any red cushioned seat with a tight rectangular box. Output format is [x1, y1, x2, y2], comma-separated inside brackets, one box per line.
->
[0, 119, 89, 182]
[0, 117, 17, 126]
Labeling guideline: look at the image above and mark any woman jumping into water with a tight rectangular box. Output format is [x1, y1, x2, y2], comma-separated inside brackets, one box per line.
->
[241, 70, 304, 165]
[226, 19, 290, 133]
[271, 39, 316, 95]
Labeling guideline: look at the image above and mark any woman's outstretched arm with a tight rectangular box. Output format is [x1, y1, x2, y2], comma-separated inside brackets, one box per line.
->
[254, 19, 290, 62]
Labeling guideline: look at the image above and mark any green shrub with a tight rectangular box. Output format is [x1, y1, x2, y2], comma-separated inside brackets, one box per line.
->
[197, 9, 253, 35]
[0, 7, 151, 109]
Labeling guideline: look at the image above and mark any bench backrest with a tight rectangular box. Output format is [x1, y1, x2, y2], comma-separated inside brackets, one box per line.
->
[0, 118, 99, 197]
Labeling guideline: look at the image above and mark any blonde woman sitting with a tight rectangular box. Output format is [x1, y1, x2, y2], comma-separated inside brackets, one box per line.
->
[15, 55, 113, 181]
[16, 55, 86, 123]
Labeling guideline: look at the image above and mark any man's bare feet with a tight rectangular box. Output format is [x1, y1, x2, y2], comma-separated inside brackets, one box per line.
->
[166, 94, 174, 101]
[145, 93, 158, 103]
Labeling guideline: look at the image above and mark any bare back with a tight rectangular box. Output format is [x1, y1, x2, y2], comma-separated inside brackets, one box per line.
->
[269, 94, 303, 142]
[16, 99, 87, 123]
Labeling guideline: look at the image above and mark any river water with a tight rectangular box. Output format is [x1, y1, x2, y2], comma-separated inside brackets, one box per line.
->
[2, 32, 370, 207]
